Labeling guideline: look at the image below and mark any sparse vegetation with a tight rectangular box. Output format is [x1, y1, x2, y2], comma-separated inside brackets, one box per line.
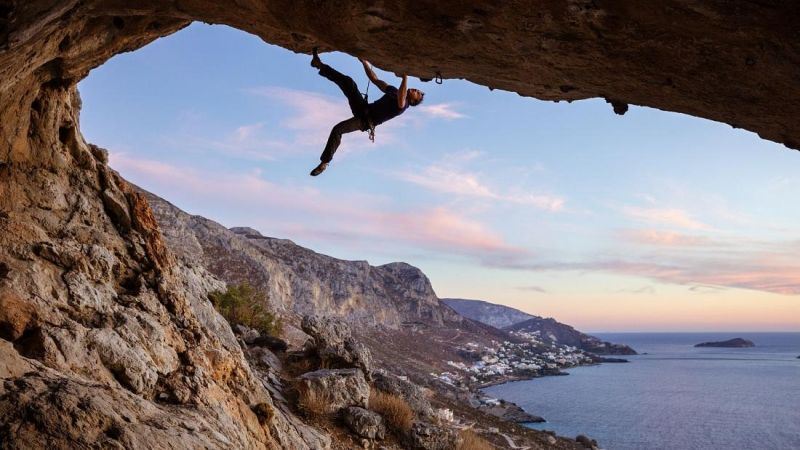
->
[296, 386, 334, 418]
[369, 391, 414, 432]
[209, 283, 281, 336]
[458, 429, 494, 450]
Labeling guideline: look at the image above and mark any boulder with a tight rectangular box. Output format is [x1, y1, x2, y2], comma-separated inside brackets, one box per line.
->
[576, 434, 599, 449]
[297, 369, 370, 414]
[342, 407, 386, 440]
[233, 324, 260, 344]
[372, 371, 434, 419]
[301, 315, 372, 377]
[251, 334, 288, 352]
[407, 422, 458, 450]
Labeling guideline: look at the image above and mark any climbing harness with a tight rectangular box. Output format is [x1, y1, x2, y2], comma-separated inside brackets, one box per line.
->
[362, 80, 376, 142]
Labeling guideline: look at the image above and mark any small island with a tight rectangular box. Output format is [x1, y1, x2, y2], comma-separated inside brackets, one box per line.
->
[694, 338, 755, 348]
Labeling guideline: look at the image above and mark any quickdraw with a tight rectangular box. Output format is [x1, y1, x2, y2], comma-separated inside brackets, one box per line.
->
[362, 80, 376, 142]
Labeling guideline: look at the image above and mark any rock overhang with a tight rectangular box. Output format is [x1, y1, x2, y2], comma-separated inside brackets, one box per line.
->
[1, 0, 799, 155]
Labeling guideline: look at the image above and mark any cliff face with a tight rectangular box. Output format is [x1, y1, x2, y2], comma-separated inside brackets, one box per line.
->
[0, 87, 327, 448]
[146, 191, 462, 329]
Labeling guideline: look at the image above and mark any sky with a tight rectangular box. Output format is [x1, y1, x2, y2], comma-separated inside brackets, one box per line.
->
[78, 23, 800, 332]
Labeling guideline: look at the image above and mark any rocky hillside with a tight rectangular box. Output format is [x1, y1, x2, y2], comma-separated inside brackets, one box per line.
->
[507, 317, 637, 355]
[446, 299, 636, 356]
[0, 87, 326, 447]
[442, 298, 535, 328]
[146, 192, 462, 330]
[144, 192, 592, 448]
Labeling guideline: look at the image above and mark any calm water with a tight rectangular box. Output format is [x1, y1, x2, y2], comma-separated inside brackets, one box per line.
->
[485, 333, 800, 450]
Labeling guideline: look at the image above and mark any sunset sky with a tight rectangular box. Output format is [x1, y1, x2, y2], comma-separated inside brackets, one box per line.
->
[79, 23, 800, 332]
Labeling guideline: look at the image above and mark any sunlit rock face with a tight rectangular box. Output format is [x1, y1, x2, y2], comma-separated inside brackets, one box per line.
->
[0, 83, 329, 448]
[0, 1, 798, 447]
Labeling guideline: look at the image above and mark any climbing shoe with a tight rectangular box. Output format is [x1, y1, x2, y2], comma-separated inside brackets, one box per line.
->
[310, 162, 328, 176]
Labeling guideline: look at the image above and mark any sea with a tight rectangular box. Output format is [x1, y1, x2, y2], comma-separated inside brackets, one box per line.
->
[484, 332, 800, 450]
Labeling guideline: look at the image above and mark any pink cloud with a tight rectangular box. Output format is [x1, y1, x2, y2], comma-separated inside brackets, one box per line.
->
[604, 261, 800, 296]
[110, 154, 800, 296]
[109, 153, 527, 264]
[394, 164, 565, 212]
[622, 229, 717, 247]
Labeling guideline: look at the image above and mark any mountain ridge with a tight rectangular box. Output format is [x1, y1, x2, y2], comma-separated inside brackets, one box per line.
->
[145, 191, 462, 330]
[442, 298, 536, 329]
[444, 298, 636, 355]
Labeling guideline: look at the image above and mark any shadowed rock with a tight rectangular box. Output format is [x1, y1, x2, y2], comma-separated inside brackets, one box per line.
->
[342, 406, 386, 440]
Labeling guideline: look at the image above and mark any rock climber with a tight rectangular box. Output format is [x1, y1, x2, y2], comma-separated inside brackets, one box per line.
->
[308, 48, 425, 176]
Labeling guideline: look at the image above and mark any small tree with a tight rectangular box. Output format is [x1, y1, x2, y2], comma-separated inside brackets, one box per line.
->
[209, 283, 281, 336]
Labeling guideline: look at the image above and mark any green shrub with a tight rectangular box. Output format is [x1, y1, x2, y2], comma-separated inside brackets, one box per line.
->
[209, 283, 281, 336]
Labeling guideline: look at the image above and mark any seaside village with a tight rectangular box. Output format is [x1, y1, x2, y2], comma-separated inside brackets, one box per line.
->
[433, 329, 595, 387]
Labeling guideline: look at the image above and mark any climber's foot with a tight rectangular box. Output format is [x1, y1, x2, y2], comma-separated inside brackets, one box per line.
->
[310, 162, 328, 176]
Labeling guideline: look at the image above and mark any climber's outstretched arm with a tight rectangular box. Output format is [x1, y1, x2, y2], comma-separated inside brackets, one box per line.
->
[359, 58, 389, 93]
[397, 75, 408, 109]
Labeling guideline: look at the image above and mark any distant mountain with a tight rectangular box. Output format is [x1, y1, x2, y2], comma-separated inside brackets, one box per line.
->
[444, 299, 636, 355]
[442, 298, 535, 329]
[506, 317, 637, 355]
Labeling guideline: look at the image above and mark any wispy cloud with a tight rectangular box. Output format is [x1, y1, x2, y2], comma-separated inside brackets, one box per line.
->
[622, 206, 709, 230]
[233, 122, 265, 142]
[418, 102, 466, 120]
[512, 253, 800, 296]
[616, 285, 656, 294]
[394, 163, 565, 212]
[515, 285, 548, 293]
[621, 229, 717, 247]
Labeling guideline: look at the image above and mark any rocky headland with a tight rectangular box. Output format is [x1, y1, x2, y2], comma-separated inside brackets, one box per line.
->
[446, 299, 637, 356]
[695, 338, 755, 348]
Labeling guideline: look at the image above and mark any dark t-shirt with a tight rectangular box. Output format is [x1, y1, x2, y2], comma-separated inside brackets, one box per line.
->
[367, 86, 408, 126]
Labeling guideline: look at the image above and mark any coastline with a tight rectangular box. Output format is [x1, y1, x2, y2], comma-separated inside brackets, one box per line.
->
[482, 332, 800, 450]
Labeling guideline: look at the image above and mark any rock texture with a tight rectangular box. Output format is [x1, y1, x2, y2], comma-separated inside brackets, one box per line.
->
[443, 298, 536, 329]
[372, 370, 435, 420]
[408, 421, 459, 450]
[146, 192, 462, 329]
[301, 315, 373, 377]
[297, 368, 370, 414]
[342, 406, 386, 440]
[0, 87, 327, 447]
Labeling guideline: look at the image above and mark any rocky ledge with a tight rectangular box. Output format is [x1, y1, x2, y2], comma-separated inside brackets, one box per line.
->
[694, 338, 755, 348]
